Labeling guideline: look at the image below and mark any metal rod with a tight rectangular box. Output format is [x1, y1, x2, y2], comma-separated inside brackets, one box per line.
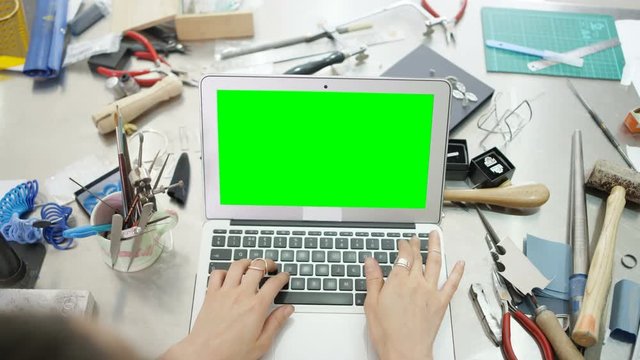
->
[153, 153, 171, 190]
[137, 132, 144, 169]
[567, 80, 638, 172]
[569, 129, 589, 332]
[147, 150, 160, 173]
[570, 130, 589, 274]
[153, 180, 184, 195]
[474, 205, 504, 254]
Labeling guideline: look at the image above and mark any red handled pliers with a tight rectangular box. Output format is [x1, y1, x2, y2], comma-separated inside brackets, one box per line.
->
[493, 270, 554, 360]
[421, 0, 468, 43]
[96, 31, 199, 87]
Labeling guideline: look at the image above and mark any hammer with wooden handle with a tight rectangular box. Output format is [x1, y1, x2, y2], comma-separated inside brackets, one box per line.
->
[571, 185, 626, 347]
[444, 183, 550, 209]
[92, 74, 183, 134]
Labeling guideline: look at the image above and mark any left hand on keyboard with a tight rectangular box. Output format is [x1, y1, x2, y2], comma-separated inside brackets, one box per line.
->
[162, 258, 293, 360]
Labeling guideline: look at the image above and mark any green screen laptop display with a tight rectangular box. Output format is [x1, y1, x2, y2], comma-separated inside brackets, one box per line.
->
[216, 89, 434, 209]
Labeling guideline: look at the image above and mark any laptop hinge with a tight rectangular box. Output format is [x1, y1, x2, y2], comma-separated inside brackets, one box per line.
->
[229, 220, 415, 229]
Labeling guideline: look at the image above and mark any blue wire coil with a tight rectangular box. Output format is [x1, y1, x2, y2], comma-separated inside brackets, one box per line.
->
[0, 180, 74, 250]
[0, 180, 41, 243]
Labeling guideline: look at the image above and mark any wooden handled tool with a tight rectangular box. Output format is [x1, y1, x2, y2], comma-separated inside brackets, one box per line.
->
[92, 75, 183, 134]
[444, 183, 550, 208]
[571, 186, 626, 347]
[535, 306, 584, 360]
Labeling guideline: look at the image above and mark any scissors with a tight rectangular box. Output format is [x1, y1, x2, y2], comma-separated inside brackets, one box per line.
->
[96, 31, 197, 87]
[493, 270, 555, 360]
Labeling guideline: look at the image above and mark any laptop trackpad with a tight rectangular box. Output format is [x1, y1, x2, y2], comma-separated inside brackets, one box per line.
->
[267, 312, 372, 360]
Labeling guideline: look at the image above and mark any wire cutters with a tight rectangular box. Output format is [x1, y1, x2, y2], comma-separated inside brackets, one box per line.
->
[492, 270, 555, 360]
[421, 0, 467, 43]
[96, 31, 197, 87]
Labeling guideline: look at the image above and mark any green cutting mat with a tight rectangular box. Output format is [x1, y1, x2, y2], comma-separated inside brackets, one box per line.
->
[481, 7, 625, 80]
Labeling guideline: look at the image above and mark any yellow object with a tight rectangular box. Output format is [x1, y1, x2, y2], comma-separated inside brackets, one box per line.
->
[123, 123, 138, 135]
[0, 0, 29, 69]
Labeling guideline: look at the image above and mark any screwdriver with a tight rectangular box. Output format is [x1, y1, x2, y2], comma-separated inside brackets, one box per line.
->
[284, 47, 367, 75]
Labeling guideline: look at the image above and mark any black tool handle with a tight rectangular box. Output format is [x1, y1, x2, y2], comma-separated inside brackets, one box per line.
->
[284, 51, 346, 75]
[168, 152, 190, 205]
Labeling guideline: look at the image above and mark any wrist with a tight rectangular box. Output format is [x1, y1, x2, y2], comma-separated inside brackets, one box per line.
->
[379, 346, 433, 360]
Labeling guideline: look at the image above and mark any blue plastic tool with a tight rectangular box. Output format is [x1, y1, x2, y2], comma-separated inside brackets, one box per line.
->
[62, 224, 112, 239]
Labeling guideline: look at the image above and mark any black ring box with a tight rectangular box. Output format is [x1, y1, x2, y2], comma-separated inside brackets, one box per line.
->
[468, 147, 515, 188]
[446, 139, 469, 181]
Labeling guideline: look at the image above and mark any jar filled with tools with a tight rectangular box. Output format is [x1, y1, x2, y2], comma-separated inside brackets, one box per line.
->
[89, 191, 177, 272]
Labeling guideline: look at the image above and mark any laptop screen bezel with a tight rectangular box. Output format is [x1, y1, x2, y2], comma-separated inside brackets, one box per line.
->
[200, 75, 450, 224]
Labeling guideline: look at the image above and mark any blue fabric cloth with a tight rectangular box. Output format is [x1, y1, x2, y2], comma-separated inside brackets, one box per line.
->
[23, 0, 69, 78]
[525, 234, 572, 300]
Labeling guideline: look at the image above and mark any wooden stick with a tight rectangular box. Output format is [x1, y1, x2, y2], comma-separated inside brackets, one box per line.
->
[444, 183, 550, 208]
[571, 186, 626, 347]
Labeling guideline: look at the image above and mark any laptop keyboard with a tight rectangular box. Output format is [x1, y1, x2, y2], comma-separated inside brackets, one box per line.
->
[208, 228, 429, 306]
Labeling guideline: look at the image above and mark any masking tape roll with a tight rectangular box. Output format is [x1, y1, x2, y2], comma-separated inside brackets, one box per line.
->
[624, 107, 640, 133]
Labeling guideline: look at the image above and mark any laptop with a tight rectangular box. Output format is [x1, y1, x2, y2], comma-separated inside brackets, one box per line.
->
[192, 74, 454, 359]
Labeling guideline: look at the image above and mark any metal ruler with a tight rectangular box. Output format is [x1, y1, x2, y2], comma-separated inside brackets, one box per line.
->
[528, 38, 621, 72]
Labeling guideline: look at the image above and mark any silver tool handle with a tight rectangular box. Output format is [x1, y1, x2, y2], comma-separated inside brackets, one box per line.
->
[469, 283, 502, 346]
[220, 35, 310, 60]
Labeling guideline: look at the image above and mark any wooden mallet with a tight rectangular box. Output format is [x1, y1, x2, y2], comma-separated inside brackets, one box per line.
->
[571, 160, 639, 347]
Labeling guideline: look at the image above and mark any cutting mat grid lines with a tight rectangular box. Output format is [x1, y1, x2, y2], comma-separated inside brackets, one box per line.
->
[481, 7, 625, 80]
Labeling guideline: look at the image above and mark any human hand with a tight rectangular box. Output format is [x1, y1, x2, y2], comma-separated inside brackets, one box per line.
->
[364, 231, 465, 360]
[163, 259, 293, 360]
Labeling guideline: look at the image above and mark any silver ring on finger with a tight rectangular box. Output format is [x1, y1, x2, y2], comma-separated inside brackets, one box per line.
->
[394, 257, 411, 270]
[248, 258, 268, 276]
[427, 249, 441, 255]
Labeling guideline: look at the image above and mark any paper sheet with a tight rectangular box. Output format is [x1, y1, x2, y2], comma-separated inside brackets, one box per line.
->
[497, 236, 551, 295]
[626, 145, 640, 173]
[616, 20, 640, 95]
[63, 33, 121, 66]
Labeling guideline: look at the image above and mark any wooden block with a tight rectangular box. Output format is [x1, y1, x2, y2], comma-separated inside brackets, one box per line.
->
[175, 11, 254, 41]
[111, 0, 177, 33]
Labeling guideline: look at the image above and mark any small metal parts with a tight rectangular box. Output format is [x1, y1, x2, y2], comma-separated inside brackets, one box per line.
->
[446, 76, 478, 108]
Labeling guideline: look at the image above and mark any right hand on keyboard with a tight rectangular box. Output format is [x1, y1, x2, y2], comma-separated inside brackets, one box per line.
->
[162, 258, 293, 360]
[363, 231, 465, 360]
